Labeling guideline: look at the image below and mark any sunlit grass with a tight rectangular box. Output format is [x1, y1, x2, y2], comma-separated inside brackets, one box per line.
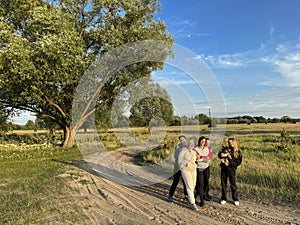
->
[0, 145, 85, 224]
[134, 123, 300, 204]
[1, 122, 300, 224]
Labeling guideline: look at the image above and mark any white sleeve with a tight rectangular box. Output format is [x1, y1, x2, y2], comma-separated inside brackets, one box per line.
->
[178, 151, 187, 169]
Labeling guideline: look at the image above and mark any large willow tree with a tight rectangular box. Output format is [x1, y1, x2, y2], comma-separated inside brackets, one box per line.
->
[0, 0, 173, 148]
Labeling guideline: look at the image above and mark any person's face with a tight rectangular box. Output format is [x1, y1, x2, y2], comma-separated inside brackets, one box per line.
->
[228, 139, 234, 147]
[179, 137, 186, 145]
[199, 139, 206, 147]
[189, 142, 195, 149]
[205, 139, 210, 147]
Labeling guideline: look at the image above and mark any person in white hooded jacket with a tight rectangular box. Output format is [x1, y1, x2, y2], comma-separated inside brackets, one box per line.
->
[178, 139, 199, 211]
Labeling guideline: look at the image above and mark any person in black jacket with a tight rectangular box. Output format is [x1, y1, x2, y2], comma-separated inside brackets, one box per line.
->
[218, 137, 242, 206]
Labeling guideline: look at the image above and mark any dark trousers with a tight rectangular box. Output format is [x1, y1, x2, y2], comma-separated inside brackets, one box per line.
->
[195, 168, 204, 202]
[203, 166, 210, 197]
[195, 167, 210, 202]
[169, 170, 187, 197]
[220, 166, 238, 201]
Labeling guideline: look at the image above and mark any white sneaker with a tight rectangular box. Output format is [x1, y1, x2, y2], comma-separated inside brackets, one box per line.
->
[220, 200, 226, 205]
[234, 201, 239, 206]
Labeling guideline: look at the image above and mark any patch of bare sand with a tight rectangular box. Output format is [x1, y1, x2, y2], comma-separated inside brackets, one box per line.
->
[60, 147, 299, 225]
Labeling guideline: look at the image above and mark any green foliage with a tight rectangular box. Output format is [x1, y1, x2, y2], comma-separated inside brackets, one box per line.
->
[196, 113, 210, 125]
[0, 0, 173, 148]
[0, 104, 10, 132]
[4, 132, 63, 145]
[266, 128, 294, 152]
[24, 120, 36, 131]
[129, 96, 173, 127]
[138, 143, 174, 165]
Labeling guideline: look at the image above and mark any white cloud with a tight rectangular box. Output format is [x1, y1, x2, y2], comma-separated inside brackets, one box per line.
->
[200, 37, 300, 88]
[232, 87, 300, 117]
[10, 111, 36, 125]
[200, 52, 250, 68]
[262, 43, 300, 86]
[166, 18, 211, 39]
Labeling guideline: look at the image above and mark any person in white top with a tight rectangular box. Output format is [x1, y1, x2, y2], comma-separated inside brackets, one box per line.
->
[194, 136, 210, 207]
[178, 139, 199, 211]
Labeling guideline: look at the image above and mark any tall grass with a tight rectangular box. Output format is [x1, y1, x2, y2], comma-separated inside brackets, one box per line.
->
[0, 145, 85, 224]
[136, 123, 300, 205]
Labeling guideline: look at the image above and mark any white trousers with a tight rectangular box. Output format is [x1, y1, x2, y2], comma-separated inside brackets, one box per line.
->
[181, 169, 197, 204]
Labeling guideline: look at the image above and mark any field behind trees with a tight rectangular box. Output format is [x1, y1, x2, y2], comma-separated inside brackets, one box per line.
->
[0, 123, 299, 224]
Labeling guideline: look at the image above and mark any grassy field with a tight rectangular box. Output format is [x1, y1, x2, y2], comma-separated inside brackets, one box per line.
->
[134, 123, 300, 204]
[0, 145, 84, 224]
[1, 123, 300, 224]
[209, 124, 300, 203]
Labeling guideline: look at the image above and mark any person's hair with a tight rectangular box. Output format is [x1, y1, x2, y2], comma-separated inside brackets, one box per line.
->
[198, 136, 206, 146]
[179, 135, 186, 140]
[228, 137, 239, 158]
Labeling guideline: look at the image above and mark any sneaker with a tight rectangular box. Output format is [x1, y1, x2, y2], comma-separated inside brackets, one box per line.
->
[220, 200, 226, 205]
[191, 203, 198, 211]
[234, 201, 239, 206]
[167, 196, 173, 203]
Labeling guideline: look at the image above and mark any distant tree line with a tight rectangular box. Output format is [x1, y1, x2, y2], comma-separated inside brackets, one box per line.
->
[225, 115, 297, 125]
[1, 114, 298, 132]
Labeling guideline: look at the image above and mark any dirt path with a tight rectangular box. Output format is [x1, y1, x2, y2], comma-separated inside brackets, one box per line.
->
[62, 147, 300, 225]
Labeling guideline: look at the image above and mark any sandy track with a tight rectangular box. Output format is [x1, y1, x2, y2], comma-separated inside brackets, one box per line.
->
[61, 147, 299, 225]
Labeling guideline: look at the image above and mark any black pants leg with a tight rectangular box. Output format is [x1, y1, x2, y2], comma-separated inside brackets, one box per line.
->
[203, 166, 210, 197]
[169, 171, 187, 197]
[220, 167, 228, 201]
[229, 169, 238, 201]
[196, 169, 204, 204]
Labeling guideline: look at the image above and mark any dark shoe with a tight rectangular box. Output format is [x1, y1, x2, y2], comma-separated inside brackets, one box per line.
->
[183, 195, 190, 204]
[167, 196, 173, 203]
[204, 196, 211, 201]
[199, 201, 205, 207]
[191, 203, 198, 211]
[206, 194, 212, 200]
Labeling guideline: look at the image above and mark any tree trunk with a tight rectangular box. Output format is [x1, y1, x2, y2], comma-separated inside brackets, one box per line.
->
[63, 125, 76, 148]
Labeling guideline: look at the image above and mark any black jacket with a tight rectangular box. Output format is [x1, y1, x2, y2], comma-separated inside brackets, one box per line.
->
[218, 148, 242, 169]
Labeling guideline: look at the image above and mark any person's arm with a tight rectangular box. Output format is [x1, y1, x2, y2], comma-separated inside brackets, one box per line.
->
[195, 151, 201, 161]
[217, 150, 222, 159]
[207, 147, 213, 160]
[178, 149, 187, 169]
[173, 145, 179, 158]
[202, 147, 213, 163]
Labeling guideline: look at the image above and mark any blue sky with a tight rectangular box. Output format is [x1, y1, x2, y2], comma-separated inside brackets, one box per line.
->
[12, 0, 300, 124]
[152, 0, 300, 118]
